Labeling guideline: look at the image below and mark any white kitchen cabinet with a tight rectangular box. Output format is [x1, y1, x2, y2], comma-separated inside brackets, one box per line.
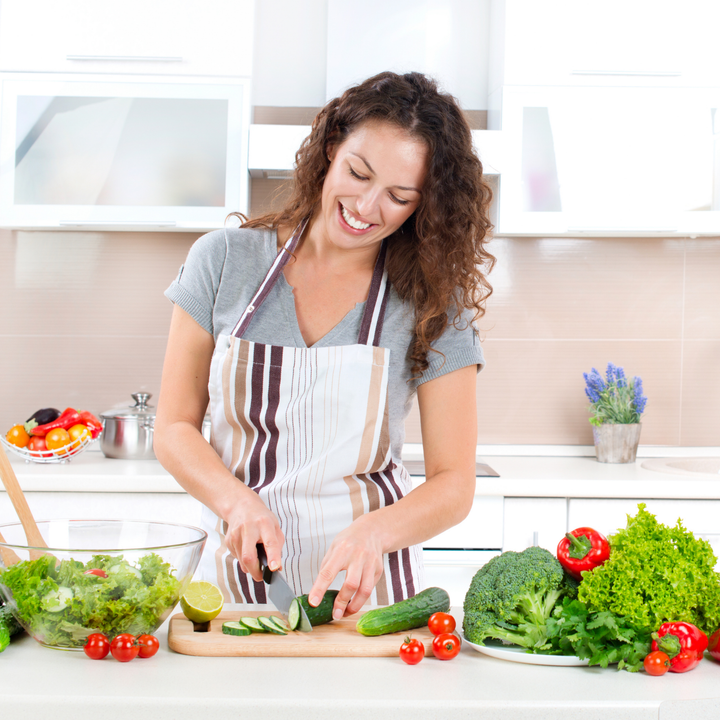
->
[489, 0, 720, 94]
[0, 1, 254, 78]
[495, 85, 720, 236]
[502, 497, 567, 553]
[423, 550, 499, 606]
[0, 73, 251, 229]
[0, 492, 203, 528]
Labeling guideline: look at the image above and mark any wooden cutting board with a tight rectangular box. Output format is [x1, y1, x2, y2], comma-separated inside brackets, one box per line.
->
[167, 609, 437, 657]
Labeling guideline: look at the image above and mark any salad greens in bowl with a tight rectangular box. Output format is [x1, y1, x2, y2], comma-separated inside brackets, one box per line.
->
[0, 519, 207, 650]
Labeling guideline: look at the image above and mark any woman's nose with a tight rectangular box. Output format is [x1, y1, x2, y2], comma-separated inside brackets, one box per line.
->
[356, 186, 381, 217]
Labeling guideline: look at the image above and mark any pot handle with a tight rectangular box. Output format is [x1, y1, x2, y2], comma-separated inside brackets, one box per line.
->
[132, 392, 152, 410]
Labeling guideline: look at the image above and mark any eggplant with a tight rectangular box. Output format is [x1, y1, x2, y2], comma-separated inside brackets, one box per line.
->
[25, 407, 61, 426]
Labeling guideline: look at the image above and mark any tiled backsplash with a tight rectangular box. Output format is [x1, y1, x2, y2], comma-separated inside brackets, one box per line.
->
[2, 227, 719, 447]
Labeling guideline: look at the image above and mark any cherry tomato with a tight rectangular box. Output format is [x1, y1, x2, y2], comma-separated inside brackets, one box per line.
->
[46, 427, 71, 453]
[110, 633, 140, 662]
[137, 634, 160, 658]
[432, 632, 462, 661]
[27, 435, 52, 457]
[399, 635, 425, 665]
[428, 612, 456, 636]
[644, 650, 671, 676]
[84, 568, 108, 578]
[67, 423, 91, 446]
[5, 424, 30, 448]
[84, 633, 110, 660]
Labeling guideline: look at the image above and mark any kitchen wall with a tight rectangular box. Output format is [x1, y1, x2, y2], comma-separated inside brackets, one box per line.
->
[3, 226, 719, 447]
[2, 0, 719, 448]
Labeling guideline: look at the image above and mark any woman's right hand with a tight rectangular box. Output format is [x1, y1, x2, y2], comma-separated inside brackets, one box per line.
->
[223, 488, 285, 582]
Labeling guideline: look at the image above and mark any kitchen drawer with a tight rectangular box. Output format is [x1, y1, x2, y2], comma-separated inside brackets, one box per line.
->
[423, 550, 500, 607]
[422, 495, 503, 550]
[0, 492, 203, 528]
[503, 497, 567, 553]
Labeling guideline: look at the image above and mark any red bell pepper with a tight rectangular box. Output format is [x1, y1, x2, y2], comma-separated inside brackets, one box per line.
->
[651, 621, 708, 673]
[78, 410, 103, 439]
[30, 407, 82, 437]
[556, 526, 610, 580]
[708, 627, 720, 662]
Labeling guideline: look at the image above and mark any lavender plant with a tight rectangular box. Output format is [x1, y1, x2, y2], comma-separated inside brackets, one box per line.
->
[583, 363, 647, 426]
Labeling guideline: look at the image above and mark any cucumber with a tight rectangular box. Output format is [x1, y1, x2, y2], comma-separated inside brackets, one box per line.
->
[222, 621, 252, 636]
[258, 616, 287, 635]
[355, 587, 450, 637]
[289, 589, 340, 629]
[239, 617, 266, 633]
[0, 604, 23, 637]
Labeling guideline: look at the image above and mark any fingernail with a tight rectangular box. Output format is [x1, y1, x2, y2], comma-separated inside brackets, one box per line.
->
[309, 595, 320, 607]
[270, 562, 279, 571]
[333, 608, 343, 620]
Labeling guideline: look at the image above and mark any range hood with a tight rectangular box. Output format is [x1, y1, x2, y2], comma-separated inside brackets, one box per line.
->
[247, 125, 505, 178]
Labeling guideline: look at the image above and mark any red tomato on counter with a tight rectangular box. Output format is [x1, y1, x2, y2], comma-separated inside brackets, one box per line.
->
[399, 636, 425, 665]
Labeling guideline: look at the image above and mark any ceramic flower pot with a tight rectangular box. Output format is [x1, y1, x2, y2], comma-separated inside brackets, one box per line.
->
[592, 423, 642, 463]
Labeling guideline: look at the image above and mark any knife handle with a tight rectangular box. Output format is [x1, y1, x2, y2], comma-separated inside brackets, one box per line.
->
[256, 543, 273, 584]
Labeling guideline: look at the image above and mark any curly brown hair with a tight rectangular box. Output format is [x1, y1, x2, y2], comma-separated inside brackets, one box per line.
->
[242, 71, 495, 377]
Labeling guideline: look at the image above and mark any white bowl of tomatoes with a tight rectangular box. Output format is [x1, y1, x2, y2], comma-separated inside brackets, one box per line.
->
[3, 407, 103, 464]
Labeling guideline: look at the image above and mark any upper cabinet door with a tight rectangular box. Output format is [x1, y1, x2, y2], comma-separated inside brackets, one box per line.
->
[490, 0, 720, 91]
[496, 85, 720, 236]
[0, 0, 254, 77]
[0, 74, 251, 230]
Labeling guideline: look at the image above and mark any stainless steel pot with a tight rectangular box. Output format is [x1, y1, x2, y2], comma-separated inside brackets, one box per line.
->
[100, 392, 156, 460]
[100, 392, 212, 460]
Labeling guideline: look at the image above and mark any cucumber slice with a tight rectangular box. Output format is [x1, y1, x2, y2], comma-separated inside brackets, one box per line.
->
[239, 617, 266, 633]
[222, 621, 252, 636]
[258, 616, 287, 635]
[270, 615, 292, 633]
[288, 599, 301, 630]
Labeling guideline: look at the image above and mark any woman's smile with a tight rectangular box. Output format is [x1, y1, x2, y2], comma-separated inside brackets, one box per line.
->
[338, 202, 375, 232]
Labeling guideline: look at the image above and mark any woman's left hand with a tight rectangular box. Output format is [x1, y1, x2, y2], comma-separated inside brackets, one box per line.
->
[307, 514, 384, 619]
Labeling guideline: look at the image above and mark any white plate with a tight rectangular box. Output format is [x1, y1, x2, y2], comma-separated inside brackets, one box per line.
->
[462, 635, 589, 666]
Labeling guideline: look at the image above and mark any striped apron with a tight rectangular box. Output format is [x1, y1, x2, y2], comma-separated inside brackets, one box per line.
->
[199, 221, 424, 605]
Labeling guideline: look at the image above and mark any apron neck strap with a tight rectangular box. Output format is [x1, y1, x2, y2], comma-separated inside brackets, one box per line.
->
[232, 219, 308, 337]
[233, 218, 390, 347]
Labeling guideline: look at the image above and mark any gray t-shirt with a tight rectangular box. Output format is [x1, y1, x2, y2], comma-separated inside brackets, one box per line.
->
[165, 227, 484, 459]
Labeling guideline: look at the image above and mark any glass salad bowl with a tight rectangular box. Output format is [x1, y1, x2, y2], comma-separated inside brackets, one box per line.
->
[0, 519, 207, 650]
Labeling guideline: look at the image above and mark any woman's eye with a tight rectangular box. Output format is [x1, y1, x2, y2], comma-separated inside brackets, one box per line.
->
[390, 194, 411, 206]
[349, 167, 368, 181]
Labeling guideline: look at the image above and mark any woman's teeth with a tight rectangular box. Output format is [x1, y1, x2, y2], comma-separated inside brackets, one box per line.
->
[341, 204, 371, 230]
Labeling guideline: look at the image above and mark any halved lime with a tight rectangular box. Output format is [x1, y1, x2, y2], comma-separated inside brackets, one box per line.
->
[180, 581, 224, 623]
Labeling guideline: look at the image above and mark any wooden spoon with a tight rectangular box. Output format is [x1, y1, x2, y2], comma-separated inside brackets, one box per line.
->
[0, 529, 21, 567]
[0, 442, 49, 561]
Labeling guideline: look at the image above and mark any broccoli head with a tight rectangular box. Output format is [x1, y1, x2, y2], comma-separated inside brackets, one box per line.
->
[462, 546, 574, 651]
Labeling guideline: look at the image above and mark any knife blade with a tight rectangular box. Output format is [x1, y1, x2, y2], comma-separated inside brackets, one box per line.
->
[256, 544, 313, 632]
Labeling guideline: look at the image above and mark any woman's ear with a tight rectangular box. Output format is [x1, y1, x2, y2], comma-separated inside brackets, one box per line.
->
[326, 144, 336, 163]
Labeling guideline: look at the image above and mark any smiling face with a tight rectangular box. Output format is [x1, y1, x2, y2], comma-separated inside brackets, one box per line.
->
[311, 121, 428, 256]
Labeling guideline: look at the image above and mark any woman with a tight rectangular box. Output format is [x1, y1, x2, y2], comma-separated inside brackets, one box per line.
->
[154, 71, 494, 620]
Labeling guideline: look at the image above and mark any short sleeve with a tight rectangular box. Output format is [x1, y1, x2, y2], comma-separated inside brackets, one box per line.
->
[415, 307, 485, 386]
[164, 229, 228, 336]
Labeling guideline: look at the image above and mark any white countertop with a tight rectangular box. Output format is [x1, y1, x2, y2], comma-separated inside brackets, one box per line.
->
[1, 605, 719, 720]
[6, 447, 720, 499]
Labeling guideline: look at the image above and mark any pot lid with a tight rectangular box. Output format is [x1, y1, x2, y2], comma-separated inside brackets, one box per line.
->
[101, 392, 155, 420]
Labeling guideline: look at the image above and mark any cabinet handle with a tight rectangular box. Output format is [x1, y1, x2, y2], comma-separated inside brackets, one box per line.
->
[571, 70, 681, 77]
[59, 221, 177, 227]
[66, 55, 183, 63]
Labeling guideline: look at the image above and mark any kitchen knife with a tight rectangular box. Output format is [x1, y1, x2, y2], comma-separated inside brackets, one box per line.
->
[256, 544, 312, 632]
